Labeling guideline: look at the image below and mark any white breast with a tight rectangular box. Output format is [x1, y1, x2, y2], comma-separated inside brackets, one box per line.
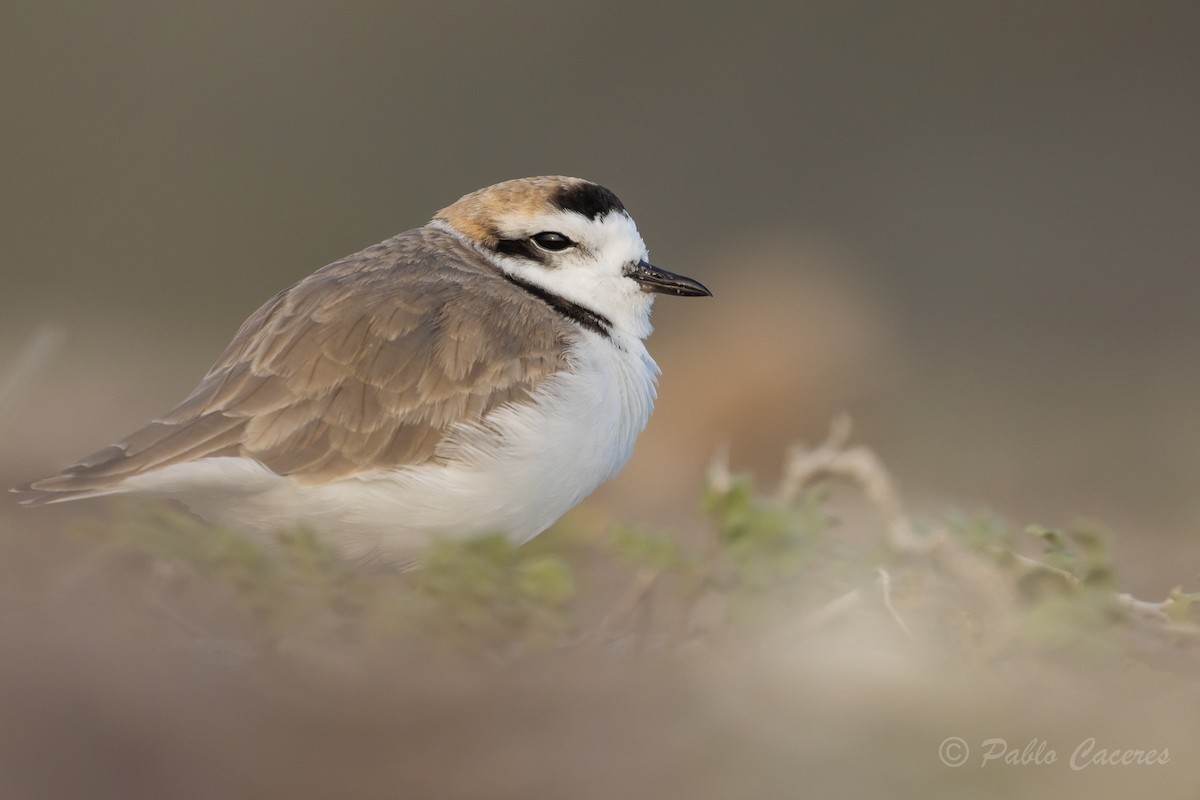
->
[118, 331, 659, 562]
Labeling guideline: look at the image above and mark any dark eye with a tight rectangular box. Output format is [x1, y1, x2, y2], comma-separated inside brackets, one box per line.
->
[530, 231, 574, 252]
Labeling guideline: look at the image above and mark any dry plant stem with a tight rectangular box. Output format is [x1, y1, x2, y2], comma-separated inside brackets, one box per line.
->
[142, 562, 208, 638]
[670, 543, 722, 646]
[0, 325, 68, 427]
[790, 587, 863, 635]
[631, 585, 656, 660]
[784, 417, 1200, 655]
[615, 416, 1200, 661]
[589, 567, 662, 652]
[778, 417, 1019, 648]
[1006, 550, 1078, 583]
[775, 414, 852, 505]
[877, 567, 914, 640]
[1009, 549, 1200, 642]
[1118, 594, 1200, 642]
[777, 414, 931, 554]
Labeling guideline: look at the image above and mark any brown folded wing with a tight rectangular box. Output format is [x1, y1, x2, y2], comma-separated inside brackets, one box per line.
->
[21, 227, 570, 501]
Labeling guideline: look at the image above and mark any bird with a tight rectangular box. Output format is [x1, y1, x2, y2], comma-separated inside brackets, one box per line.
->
[15, 176, 711, 561]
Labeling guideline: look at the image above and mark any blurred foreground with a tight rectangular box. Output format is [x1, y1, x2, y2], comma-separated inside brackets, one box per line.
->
[2, 425, 1198, 799]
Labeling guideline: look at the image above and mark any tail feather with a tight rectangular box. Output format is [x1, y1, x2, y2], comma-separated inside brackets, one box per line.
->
[12, 453, 137, 505]
[13, 412, 248, 506]
[11, 483, 126, 506]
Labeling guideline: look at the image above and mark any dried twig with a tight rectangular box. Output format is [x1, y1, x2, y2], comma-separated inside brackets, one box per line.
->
[778, 414, 932, 553]
[792, 587, 863, 634]
[776, 413, 853, 504]
[627, 415, 1200, 666]
[589, 568, 662, 653]
[0, 325, 68, 426]
[877, 567, 914, 640]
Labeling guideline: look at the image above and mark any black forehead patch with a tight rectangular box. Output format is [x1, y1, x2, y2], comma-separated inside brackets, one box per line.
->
[553, 182, 626, 220]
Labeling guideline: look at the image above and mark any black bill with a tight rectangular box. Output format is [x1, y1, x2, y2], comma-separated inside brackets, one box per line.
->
[624, 260, 712, 297]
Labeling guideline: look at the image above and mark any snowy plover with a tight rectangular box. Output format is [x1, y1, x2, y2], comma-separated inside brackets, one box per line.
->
[16, 177, 711, 561]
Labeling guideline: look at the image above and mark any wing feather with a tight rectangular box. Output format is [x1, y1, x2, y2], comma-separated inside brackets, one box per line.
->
[19, 227, 572, 501]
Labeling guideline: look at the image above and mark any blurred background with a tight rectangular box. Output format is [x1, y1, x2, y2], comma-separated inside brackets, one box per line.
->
[4, 4, 1200, 799]
[3, 0, 1198, 595]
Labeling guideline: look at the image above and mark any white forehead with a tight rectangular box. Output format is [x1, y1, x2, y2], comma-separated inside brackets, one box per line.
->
[493, 209, 649, 263]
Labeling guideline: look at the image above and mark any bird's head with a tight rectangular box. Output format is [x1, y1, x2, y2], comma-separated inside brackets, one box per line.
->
[433, 176, 711, 339]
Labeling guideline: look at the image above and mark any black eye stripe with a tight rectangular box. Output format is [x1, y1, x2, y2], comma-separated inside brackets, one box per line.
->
[493, 232, 577, 262]
[493, 238, 544, 262]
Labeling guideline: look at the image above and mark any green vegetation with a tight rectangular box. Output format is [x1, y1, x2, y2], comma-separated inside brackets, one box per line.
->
[55, 421, 1200, 673]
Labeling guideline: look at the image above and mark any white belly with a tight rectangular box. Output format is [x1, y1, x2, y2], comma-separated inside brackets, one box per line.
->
[118, 333, 659, 562]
